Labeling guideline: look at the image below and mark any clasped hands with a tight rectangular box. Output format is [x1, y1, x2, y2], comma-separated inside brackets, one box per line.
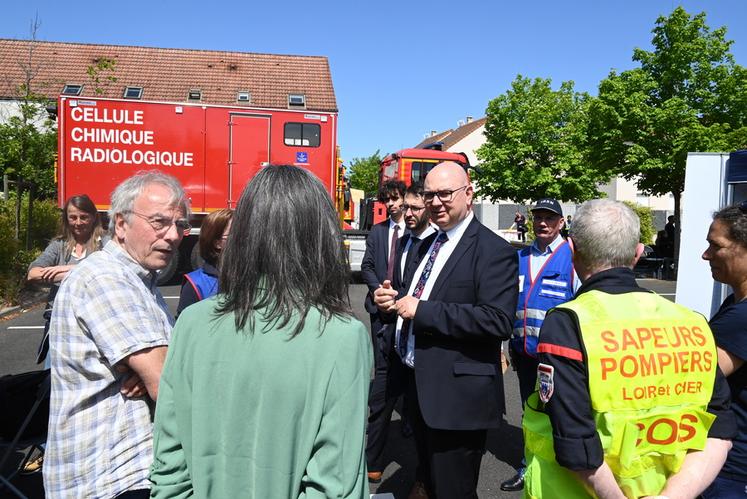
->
[373, 280, 418, 320]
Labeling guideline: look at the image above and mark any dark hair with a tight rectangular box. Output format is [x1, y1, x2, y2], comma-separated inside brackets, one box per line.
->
[378, 179, 406, 202]
[61, 194, 104, 256]
[199, 209, 232, 266]
[713, 204, 747, 248]
[217, 165, 352, 336]
[406, 181, 424, 197]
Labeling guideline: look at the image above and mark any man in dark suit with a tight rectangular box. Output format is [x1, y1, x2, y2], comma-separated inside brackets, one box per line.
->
[361, 179, 406, 483]
[366, 182, 435, 482]
[376, 162, 519, 498]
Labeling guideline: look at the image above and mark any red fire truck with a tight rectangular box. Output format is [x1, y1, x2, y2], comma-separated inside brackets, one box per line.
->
[57, 96, 350, 282]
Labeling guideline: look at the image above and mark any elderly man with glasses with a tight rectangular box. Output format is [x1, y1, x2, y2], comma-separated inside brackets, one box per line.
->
[44, 171, 190, 499]
[375, 161, 519, 499]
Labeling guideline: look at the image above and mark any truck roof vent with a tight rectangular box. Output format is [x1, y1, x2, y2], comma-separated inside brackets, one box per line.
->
[62, 84, 83, 96]
[237, 91, 251, 102]
[188, 89, 202, 101]
[288, 93, 306, 108]
[123, 86, 143, 99]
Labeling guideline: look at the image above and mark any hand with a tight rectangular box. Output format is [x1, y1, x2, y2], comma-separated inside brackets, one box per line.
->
[117, 364, 147, 398]
[40, 265, 72, 283]
[374, 281, 398, 312]
[395, 295, 419, 320]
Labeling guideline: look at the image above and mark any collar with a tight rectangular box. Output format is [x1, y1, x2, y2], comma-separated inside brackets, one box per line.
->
[104, 240, 158, 289]
[531, 233, 565, 256]
[389, 218, 405, 232]
[442, 211, 474, 241]
[411, 224, 437, 242]
[576, 267, 646, 296]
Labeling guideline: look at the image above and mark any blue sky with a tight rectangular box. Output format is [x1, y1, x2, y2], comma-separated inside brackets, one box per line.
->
[2, 1, 746, 163]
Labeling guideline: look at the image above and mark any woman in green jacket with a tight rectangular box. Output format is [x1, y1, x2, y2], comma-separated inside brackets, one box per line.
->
[150, 165, 372, 499]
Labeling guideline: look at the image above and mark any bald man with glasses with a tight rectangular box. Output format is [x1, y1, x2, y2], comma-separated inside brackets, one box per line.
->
[375, 162, 518, 499]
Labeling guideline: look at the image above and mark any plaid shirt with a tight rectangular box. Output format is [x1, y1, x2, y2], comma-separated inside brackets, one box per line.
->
[44, 241, 173, 498]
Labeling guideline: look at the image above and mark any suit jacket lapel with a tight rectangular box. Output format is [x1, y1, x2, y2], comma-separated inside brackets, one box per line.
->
[428, 217, 479, 298]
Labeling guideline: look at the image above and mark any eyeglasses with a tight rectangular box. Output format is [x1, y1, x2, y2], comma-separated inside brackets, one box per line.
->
[402, 204, 426, 214]
[423, 185, 469, 203]
[128, 211, 191, 233]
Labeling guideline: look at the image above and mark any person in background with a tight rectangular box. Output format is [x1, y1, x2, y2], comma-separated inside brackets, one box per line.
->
[701, 202, 747, 498]
[502, 198, 577, 492]
[514, 210, 528, 243]
[524, 199, 735, 499]
[22, 194, 106, 475]
[366, 181, 435, 483]
[665, 214, 676, 240]
[44, 171, 189, 499]
[150, 165, 372, 498]
[27, 194, 107, 365]
[176, 208, 232, 317]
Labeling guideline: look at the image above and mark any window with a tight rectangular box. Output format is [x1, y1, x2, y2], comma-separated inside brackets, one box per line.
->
[237, 91, 251, 102]
[62, 84, 83, 96]
[188, 89, 202, 101]
[288, 94, 306, 108]
[284, 122, 320, 147]
[123, 86, 143, 99]
[410, 161, 438, 184]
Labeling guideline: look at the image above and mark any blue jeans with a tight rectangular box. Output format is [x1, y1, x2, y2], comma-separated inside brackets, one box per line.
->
[702, 475, 747, 498]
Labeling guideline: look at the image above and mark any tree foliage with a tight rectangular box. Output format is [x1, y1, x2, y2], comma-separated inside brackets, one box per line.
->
[587, 7, 747, 201]
[476, 75, 609, 204]
[348, 149, 382, 197]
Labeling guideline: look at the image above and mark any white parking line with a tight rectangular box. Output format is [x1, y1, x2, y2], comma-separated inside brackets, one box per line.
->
[7, 326, 44, 330]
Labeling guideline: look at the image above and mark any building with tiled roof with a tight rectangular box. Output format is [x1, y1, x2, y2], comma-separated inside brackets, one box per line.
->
[0, 39, 337, 112]
[415, 116, 487, 166]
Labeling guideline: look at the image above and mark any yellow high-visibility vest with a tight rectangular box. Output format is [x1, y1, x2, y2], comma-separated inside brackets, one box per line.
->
[523, 290, 717, 499]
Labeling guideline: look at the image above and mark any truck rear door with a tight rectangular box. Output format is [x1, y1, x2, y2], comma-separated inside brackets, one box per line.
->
[229, 113, 270, 207]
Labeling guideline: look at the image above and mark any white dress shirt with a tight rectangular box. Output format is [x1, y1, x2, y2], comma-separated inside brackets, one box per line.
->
[396, 212, 474, 367]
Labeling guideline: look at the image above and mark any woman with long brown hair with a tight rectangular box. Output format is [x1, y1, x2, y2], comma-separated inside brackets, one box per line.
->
[27, 194, 106, 363]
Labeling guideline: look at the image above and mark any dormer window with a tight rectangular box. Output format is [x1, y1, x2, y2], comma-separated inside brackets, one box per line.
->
[62, 84, 83, 96]
[237, 91, 251, 102]
[123, 86, 143, 99]
[288, 94, 306, 108]
[188, 89, 202, 101]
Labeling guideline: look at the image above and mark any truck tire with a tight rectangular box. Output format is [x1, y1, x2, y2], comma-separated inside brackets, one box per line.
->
[156, 251, 179, 285]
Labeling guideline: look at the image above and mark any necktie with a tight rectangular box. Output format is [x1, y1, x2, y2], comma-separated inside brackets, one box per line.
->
[385, 225, 400, 282]
[398, 232, 449, 358]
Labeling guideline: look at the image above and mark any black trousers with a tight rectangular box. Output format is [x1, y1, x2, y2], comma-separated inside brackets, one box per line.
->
[366, 324, 407, 471]
[509, 346, 539, 407]
[406, 369, 487, 499]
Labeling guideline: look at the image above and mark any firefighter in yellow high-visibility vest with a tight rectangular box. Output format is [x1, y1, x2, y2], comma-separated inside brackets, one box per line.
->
[523, 199, 737, 499]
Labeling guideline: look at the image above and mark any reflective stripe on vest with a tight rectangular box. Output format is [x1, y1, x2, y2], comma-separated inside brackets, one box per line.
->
[513, 241, 575, 356]
[523, 290, 717, 499]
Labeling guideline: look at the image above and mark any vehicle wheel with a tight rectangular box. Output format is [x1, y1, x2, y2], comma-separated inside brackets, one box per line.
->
[156, 251, 179, 285]
[190, 242, 203, 270]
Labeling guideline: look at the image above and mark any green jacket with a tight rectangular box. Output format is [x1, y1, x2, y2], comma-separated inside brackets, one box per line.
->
[150, 297, 372, 498]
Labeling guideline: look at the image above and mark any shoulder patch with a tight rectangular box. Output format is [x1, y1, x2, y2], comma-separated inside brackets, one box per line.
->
[537, 363, 555, 403]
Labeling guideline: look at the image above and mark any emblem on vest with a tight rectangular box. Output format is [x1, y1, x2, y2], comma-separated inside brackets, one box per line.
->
[538, 363, 554, 403]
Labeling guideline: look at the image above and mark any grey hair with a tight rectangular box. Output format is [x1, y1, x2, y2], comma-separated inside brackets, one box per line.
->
[108, 170, 190, 236]
[571, 199, 640, 272]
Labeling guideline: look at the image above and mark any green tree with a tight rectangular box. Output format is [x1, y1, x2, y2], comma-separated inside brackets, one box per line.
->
[0, 16, 58, 250]
[476, 75, 609, 204]
[586, 7, 747, 257]
[348, 150, 382, 197]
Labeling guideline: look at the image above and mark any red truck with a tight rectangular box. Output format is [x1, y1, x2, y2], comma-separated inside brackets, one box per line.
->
[57, 96, 348, 282]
